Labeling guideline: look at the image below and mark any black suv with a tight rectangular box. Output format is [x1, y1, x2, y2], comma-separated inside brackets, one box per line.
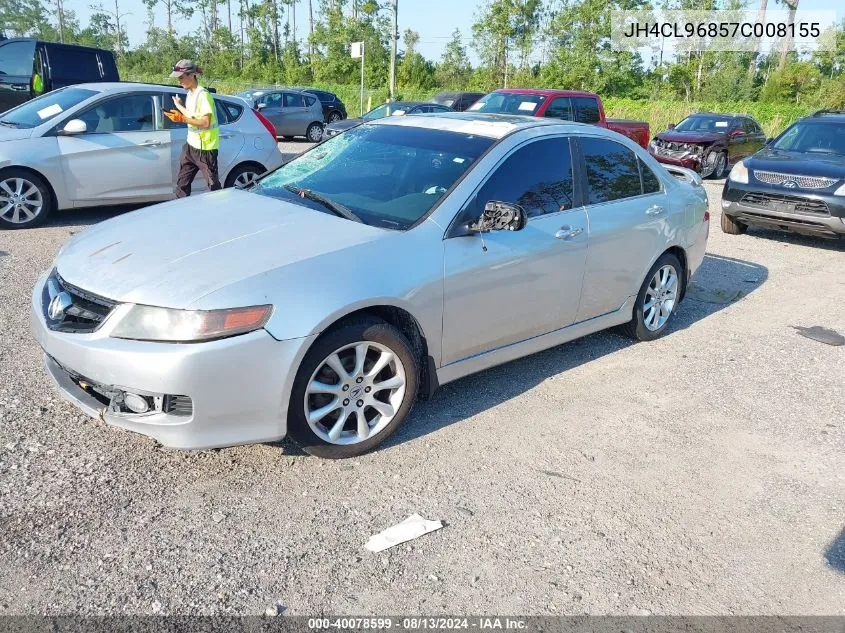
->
[721, 110, 845, 239]
[0, 38, 119, 112]
[293, 88, 347, 123]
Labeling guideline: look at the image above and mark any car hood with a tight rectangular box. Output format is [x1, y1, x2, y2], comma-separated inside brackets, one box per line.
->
[55, 189, 387, 309]
[0, 127, 34, 141]
[656, 130, 724, 144]
[327, 118, 362, 133]
[747, 147, 845, 180]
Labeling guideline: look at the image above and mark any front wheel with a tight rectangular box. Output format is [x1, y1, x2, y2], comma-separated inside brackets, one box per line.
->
[306, 122, 324, 143]
[721, 212, 747, 235]
[0, 169, 54, 230]
[288, 318, 419, 458]
[621, 253, 683, 342]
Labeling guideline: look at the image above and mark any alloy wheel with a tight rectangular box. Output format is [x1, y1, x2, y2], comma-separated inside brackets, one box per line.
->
[0, 177, 43, 225]
[307, 124, 324, 142]
[328, 112, 342, 123]
[304, 341, 406, 445]
[643, 265, 678, 331]
[233, 171, 259, 189]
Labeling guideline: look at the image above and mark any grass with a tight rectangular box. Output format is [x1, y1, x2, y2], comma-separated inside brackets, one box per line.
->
[127, 74, 813, 136]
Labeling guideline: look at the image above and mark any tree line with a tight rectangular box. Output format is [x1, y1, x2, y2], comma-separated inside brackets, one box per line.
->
[1, 0, 842, 108]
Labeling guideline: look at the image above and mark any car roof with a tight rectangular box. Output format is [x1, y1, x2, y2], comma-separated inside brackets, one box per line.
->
[805, 110, 845, 122]
[491, 88, 600, 98]
[73, 82, 242, 103]
[369, 111, 592, 139]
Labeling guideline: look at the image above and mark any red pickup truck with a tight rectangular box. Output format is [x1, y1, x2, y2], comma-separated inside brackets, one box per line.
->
[468, 88, 650, 149]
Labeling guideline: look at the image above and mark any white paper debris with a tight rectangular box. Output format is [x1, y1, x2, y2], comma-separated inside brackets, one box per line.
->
[365, 514, 443, 552]
[518, 101, 537, 112]
[715, 121, 729, 127]
[37, 103, 63, 119]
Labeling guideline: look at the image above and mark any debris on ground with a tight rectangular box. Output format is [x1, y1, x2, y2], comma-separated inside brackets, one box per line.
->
[792, 325, 845, 346]
[365, 514, 443, 553]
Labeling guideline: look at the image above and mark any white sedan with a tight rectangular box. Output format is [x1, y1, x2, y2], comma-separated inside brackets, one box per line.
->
[0, 82, 284, 229]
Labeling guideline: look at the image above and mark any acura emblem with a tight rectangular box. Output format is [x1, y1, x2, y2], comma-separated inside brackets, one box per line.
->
[782, 180, 798, 188]
[48, 291, 72, 320]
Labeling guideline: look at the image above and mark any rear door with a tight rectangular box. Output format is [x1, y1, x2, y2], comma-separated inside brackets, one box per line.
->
[283, 92, 310, 134]
[57, 92, 173, 203]
[0, 40, 37, 111]
[256, 91, 285, 135]
[575, 136, 672, 322]
[727, 119, 748, 162]
[744, 118, 766, 156]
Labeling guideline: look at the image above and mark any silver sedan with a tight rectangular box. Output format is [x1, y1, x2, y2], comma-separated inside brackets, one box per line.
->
[0, 82, 285, 229]
[32, 114, 709, 458]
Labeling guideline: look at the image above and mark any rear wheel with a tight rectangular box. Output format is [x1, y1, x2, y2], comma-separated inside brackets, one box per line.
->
[328, 111, 343, 123]
[288, 318, 419, 459]
[306, 122, 324, 143]
[0, 169, 54, 230]
[224, 163, 265, 189]
[621, 253, 683, 342]
[721, 211, 747, 235]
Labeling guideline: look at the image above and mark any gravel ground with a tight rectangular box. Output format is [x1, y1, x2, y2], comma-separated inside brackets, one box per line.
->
[0, 163, 843, 616]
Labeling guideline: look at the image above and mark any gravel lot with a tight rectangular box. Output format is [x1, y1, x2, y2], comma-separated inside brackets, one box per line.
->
[0, 150, 843, 616]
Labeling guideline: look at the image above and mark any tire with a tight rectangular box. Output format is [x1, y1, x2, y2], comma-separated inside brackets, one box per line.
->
[306, 122, 324, 143]
[327, 111, 343, 123]
[0, 169, 54, 230]
[287, 318, 419, 459]
[224, 163, 265, 189]
[704, 151, 727, 180]
[281, 136, 293, 141]
[721, 211, 747, 235]
[620, 253, 683, 342]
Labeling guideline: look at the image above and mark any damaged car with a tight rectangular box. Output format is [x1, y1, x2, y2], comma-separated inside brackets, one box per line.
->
[649, 113, 767, 179]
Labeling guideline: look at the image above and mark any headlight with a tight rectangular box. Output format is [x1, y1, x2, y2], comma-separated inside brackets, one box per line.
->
[729, 160, 749, 184]
[111, 304, 273, 342]
[649, 140, 658, 150]
[834, 182, 845, 196]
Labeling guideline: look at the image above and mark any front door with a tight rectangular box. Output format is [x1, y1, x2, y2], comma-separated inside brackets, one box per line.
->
[575, 136, 673, 321]
[441, 137, 588, 366]
[57, 93, 173, 203]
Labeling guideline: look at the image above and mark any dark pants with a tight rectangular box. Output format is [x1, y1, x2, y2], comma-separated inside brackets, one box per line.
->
[176, 144, 221, 198]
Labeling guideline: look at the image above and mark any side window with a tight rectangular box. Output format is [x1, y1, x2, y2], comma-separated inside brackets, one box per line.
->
[46, 47, 100, 81]
[433, 105, 451, 112]
[260, 93, 283, 108]
[214, 99, 230, 125]
[284, 93, 304, 107]
[639, 158, 662, 194]
[743, 119, 755, 134]
[0, 41, 36, 77]
[317, 91, 333, 103]
[221, 101, 243, 122]
[162, 92, 186, 129]
[476, 137, 575, 219]
[544, 97, 573, 121]
[305, 95, 317, 106]
[77, 94, 155, 134]
[572, 97, 601, 124]
[581, 137, 642, 204]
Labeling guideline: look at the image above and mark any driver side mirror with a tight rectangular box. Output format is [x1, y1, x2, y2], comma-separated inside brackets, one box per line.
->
[469, 201, 527, 233]
[256, 102, 267, 110]
[60, 119, 87, 135]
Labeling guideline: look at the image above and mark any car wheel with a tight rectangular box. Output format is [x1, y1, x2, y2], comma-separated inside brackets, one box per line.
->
[328, 111, 343, 123]
[721, 211, 747, 235]
[306, 122, 324, 143]
[281, 136, 293, 141]
[0, 169, 54, 230]
[288, 318, 419, 459]
[704, 151, 727, 179]
[225, 163, 264, 189]
[621, 253, 683, 342]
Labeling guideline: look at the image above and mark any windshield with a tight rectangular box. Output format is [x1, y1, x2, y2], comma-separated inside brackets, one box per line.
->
[362, 104, 409, 121]
[255, 124, 494, 230]
[0, 87, 97, 128]
[674, 115, 734, 132]
[772, 121, 845, 156]
[467, 92, 545, 115]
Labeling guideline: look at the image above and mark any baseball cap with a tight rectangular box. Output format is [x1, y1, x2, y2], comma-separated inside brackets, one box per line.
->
[170, 59, 202, 78]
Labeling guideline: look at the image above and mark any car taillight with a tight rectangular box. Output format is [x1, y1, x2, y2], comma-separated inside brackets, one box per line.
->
[253, 109, 276, 140]
[703, 210, 710, 222]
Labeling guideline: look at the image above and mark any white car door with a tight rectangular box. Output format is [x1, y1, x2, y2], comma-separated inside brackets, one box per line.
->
[57, 92, 173, 204]
[162, 92, 245, 191]
[441, 137, 589, 366]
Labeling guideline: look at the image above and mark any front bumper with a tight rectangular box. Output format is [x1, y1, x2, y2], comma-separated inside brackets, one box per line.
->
[31, 273, 316, 449]
[722, 181, 845, 238]
[649, 148, 701, 172]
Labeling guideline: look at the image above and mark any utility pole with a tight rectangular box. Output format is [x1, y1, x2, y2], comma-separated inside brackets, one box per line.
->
[56, 0, 65, 42]
[389, 0, 398, 100]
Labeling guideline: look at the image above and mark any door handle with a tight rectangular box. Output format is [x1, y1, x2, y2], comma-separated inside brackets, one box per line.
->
[555, 226, 584, 240]
[645, 205, 664, 216]
[10, 85, 29, 92]
[141, 140, 165, 147]
[220, 133, 234, 139]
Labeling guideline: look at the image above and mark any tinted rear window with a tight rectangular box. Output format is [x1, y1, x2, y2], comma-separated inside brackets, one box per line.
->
[0, 40, 36, 76]
[573, 97, 600, 124]
[46, 46, 101, 81]
[581, 137, 643, 204]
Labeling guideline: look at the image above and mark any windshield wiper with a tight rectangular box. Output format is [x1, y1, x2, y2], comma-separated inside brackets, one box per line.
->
[0, 120, 21, 128]
[283, 184, 363, 223]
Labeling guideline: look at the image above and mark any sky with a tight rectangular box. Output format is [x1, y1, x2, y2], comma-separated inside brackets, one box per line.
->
[60, 0, 482, 63]
[59, 0, 838, 67]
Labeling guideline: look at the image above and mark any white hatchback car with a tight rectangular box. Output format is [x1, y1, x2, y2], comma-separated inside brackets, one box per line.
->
[0, 82, 285, 229]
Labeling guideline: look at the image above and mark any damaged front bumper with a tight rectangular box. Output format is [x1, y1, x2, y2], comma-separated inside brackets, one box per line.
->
[649, 146, 711, 175]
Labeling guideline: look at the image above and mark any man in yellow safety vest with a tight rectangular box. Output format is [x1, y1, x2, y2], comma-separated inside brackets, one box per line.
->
[166, 59, 221, 198]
